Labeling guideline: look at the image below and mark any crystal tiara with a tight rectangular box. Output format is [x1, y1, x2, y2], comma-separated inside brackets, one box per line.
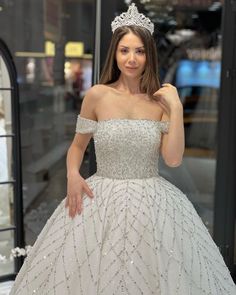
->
[111, 3, 154, 35]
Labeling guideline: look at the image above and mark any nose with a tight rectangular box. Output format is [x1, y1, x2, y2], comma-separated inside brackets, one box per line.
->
[128, 52, 136, 64]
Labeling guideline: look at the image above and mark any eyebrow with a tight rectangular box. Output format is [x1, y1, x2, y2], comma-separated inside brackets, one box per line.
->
[119, 45, 145, 49]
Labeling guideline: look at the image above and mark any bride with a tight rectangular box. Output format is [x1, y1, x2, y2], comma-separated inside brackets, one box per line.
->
[10, 4, 235, 294]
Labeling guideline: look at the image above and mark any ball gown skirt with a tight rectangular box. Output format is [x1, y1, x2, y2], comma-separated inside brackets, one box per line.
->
[9, 115, 236, 295]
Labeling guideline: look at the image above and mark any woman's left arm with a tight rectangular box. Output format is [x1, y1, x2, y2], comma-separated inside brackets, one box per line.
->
[154, 83, 185, 167]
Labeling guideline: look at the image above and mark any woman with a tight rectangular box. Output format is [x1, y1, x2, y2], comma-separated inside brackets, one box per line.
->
[10, 4, 235, 294]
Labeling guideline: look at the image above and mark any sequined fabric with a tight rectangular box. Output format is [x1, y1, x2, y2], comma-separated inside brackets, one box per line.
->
[10, 116, 236, 295]
[95, 120, 169, 179]
[77, 115, 170, 179]
[76, 115, 98, 134]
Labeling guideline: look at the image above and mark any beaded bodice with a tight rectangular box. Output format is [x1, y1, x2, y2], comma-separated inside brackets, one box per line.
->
[76, 115, 169, 179]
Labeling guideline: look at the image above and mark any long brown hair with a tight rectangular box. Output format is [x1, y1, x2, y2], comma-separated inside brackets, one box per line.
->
[99, 25, 161, 100]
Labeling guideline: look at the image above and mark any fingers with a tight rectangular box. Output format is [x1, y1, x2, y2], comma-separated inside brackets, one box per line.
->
[65, 184, 94, 219]
[76, 195, 82, 215]
[161, 83, 175, 88]
[69, 195, 79, 218]
[83, 183, 94, 199]
[65, 191, 81, 218]
[153, 87, 166, 98]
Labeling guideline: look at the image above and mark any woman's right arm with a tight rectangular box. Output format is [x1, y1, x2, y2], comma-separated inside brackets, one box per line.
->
[65, 85, 99, 218]
[65, 133, 94, 218]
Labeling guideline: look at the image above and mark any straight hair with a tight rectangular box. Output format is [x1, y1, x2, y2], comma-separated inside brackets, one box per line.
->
[99, 25, 161, 100]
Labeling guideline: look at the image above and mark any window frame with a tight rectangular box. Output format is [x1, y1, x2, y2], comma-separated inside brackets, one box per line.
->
[0, 39, 24, 282]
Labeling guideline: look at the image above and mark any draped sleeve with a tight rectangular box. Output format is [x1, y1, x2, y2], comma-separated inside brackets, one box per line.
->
[75, 115, 97, 134]
[159, 121, 170, 134]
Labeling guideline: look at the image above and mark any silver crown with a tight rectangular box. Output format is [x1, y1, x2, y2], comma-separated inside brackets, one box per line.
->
[111, 3, 154, 34]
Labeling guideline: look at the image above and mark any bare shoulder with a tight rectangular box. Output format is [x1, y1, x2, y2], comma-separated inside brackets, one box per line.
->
[87, 84, 111, 96]
[80, 84, 111, 120]
[84, 84, 112, 102]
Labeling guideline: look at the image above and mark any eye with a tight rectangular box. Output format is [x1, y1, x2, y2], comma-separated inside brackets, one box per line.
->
[136, 48, 145, 55]
[120, 48, 128, 54]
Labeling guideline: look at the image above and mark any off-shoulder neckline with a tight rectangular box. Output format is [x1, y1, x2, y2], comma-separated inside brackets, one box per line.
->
[78, 115, 169, 124]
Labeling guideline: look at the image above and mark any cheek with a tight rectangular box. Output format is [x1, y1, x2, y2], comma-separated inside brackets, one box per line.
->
[140, 56, 146, 68]
[115, 56, 123, 71]
[116, 54, 126, 65]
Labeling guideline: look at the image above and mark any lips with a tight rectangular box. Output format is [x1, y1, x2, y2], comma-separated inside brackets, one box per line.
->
[126, 67, 138, 70]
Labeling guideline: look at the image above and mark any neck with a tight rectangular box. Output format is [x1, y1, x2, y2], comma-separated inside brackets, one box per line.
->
[115, 75, 142, 95]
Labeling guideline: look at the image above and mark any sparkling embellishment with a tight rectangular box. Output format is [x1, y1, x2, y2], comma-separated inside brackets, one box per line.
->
[111, 3, 154, 34]
[9, 115, 236, 294]
[95, 119, 169, 179]
[75, 115, 97, 134]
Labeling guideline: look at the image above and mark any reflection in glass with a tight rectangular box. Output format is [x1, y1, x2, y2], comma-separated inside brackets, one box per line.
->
[0, 55, 10, 88]
[0, 183, 13, 227]
[0, 229, 14, 276]
[0, 89, 12, 136]
[0, 0, 96, 245]
[176, 60, 221, 89]
[161, 70, 220, 235]
[0, 55, 12, 136]
[161, 90, 218, 232]
[158, 3, 222, 237]
[0, 0, 92, 277]
[0, 137, 13, 182]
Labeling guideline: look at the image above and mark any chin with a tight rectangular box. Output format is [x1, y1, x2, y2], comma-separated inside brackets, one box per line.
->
[124, 72, 142, 79]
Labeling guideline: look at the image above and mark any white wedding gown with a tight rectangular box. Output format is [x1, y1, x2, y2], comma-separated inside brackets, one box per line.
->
[10, 115, 236, 295]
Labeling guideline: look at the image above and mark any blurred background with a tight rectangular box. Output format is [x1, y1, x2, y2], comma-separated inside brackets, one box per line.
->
[0, 0, 236, 289]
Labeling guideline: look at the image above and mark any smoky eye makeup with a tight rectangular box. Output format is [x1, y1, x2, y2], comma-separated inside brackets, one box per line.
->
[136, 48, 145, 54]
[118, 46, 145, 54]
[120, 47, 129, 53]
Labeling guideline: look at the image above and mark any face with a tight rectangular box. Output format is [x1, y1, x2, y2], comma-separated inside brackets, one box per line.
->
[116, 32, 146, 79]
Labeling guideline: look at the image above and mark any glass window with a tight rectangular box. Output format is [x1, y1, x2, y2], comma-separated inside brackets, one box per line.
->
[0, 90, 12, 136]
[0, 50, 16, 277]
[153, 1, 223, 235]
[0, 137, 13, 182]
[0, 183, 14, 227]
[0, 0, 96, 247]
[0, 183, 14, 276]
[0, 53, 12, 137]
[0, 55, 10, 88]
[0, 229, 14, 276]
